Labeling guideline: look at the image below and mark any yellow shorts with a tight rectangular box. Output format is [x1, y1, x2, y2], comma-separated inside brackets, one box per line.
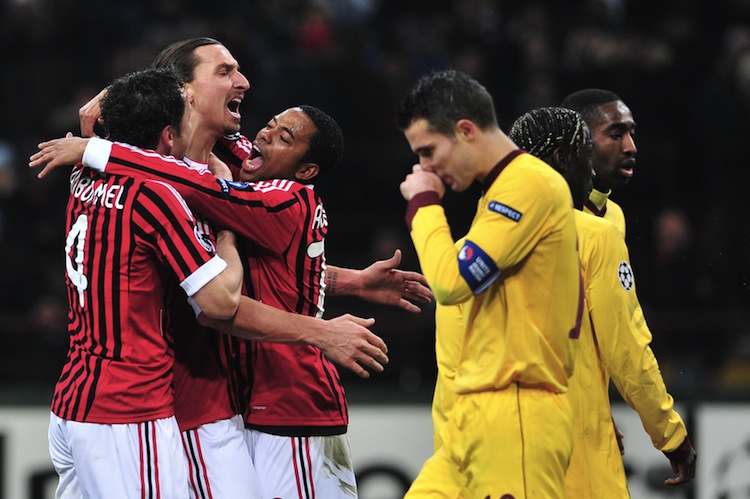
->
[431, 372, 457, 452]
[407, 384, 573, 499]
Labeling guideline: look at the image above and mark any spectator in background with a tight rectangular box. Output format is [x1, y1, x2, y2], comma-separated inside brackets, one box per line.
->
[4, 0, 750, 400]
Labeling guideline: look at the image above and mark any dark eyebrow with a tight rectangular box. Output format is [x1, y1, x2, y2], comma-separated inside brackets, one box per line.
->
[281, 126, 296, 140]
[218, 62, 238, 73]
[606, 121, 635, 133]
[268, 116, 296, 140]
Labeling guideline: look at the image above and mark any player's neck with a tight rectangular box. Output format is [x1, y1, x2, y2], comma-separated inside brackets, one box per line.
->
[184, 129, 220, 163]
[477, 129, 517, 182]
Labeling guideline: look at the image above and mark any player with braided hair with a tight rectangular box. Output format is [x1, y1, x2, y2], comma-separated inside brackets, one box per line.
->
[507, 106, 593, 210]
[510, 106, 696, 497]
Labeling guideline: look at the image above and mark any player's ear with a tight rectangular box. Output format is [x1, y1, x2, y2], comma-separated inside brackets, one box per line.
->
[155, 125, 176, 155]
[295, 162, 320, 181]
[163, 125, 176, 148]
[455, 119, 476, 142]
[183, 83, 196, 105]
[551, 147, 570, 174]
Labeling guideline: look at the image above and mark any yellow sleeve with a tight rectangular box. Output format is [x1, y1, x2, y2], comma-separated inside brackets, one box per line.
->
[585, 221, 687, 452]
[410, 159, 561, 305]
[410, 203, 473, 304]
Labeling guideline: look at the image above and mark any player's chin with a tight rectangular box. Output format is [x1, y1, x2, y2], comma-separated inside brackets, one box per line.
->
[450, 181, 467, 193]
[613, 176, 631, 189]
[224, 121, 242, 135]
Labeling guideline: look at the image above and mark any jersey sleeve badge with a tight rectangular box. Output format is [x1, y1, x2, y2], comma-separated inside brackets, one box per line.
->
[617, 261, 634, 291]
[488, 200, 522, 222]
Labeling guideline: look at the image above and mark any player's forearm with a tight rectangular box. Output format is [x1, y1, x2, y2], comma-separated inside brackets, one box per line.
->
[411, 218, 472, 305]
[191, 264, 241, 320]
[325, 265, 361, 297]
[199, 296, 320, 345]
[214, 230, 243, 299]
[609, 351, 688, 452]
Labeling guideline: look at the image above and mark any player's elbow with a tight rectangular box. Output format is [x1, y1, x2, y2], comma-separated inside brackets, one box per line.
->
[199, 296, 239, 320]
[191, 286, 240, 320]
[433, 287, 469, 306]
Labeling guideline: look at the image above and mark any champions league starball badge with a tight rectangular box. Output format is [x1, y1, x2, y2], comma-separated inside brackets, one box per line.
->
[617, 261, 634, 291]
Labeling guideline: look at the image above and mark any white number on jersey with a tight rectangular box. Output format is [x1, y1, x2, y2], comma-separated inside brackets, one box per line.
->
[65, 214, 89, 307]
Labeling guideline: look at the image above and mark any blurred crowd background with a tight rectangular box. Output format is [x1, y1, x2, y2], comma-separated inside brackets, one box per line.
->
[1, 0, 750, 404]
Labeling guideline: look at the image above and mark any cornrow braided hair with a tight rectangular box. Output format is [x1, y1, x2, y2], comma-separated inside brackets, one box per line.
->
[508, 107, 590, 162]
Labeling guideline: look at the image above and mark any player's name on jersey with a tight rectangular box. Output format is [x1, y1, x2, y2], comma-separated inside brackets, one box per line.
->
[71, 168, 125, 210]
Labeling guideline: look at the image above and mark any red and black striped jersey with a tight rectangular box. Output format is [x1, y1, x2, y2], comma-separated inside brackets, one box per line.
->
[165, 215, 239, 432]
[51, 165, 226, 424]
[86, 139, 348, 434]
[168, 290, 239, 431]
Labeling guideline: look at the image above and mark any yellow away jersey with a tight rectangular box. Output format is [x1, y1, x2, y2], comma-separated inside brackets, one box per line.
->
[410, 152, 581, 394]
[585, 188, 626, 236]
[565, 210, 687, 498]
[432, 301, 463, 451]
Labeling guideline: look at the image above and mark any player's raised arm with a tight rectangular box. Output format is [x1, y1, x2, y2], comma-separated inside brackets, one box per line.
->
[79, 87, 107, 137]
[326, 250, 433, 313]
[29, 133, 89, 178]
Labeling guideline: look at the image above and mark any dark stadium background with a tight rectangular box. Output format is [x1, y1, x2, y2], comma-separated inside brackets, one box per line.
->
[1, 0, 749, 409]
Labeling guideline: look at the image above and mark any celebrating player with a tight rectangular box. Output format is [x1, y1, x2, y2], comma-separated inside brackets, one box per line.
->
[46, 67, 245, 499]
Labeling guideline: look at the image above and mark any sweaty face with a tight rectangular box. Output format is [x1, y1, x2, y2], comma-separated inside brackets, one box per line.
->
[239, 107, 316, 182]
[186, 44, 249, 138]
[404, 118, 472, 192]
[588, 100, 637, 192]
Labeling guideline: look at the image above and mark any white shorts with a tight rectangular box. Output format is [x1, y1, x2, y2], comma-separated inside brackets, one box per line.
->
[48, 412, 188, 499]
[181, 415, 261, 498]
[246, 429, 357, 499]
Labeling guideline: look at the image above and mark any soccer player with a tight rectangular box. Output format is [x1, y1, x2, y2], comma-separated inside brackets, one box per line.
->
[45, 67, 245, 499]
[69, 37, 430, 498]
[396, 69, 582, 498]
[561, 88, 637, 236]
[78, 38, 429, 311]
[32, 103, 430, 497]
[35, 60, 399, 499]
[509, 106, 696, 497]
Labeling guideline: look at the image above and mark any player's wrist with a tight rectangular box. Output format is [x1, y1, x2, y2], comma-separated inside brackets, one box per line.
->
[663, 437, 694, 465]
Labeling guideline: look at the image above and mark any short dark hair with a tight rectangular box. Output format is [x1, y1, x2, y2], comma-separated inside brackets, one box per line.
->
[508, 107, 591, 165]
[152, 37, 222, 83]
[100, 67, 185, 150]
[396, 69, 498, 135]
[560, 88, 621, 125]
[298, 105, 344, 179]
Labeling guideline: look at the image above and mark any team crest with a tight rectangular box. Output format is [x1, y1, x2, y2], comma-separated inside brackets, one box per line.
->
[193, 219, 216, 253]
[617, 261, 634, 291]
